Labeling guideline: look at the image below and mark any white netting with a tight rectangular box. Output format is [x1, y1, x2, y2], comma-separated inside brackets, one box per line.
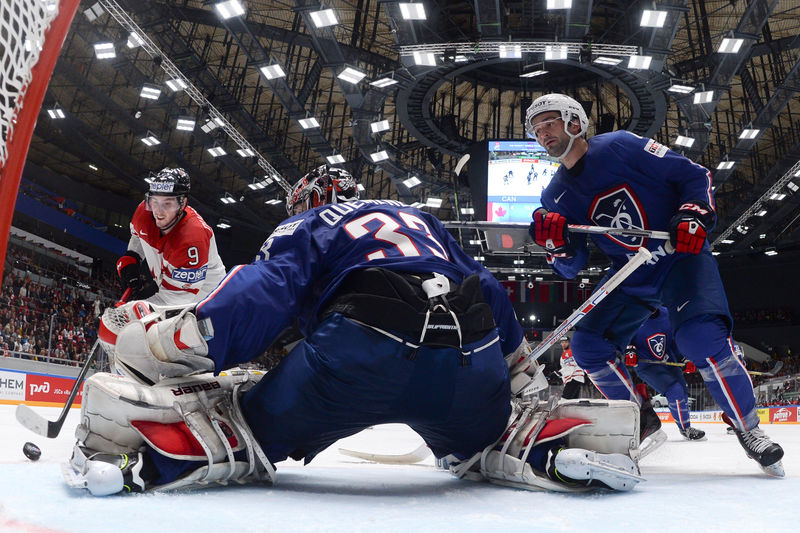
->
[0, 0, 60, 167]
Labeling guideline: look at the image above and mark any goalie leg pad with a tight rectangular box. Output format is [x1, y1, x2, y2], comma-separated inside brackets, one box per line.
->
[550, 398, 640, 458]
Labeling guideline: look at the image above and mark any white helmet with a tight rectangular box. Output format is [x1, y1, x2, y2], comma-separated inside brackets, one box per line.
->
[525, 94, 589, 160]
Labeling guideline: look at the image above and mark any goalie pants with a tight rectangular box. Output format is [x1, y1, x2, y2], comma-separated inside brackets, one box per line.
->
[149, 313, 511, 485]
[569, 251, 759, 431]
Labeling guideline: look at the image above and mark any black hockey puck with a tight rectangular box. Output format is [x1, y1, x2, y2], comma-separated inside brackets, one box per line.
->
[23, 442, 41, 461]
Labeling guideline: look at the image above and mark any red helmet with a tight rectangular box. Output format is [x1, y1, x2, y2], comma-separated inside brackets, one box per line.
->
[286, 165, 359, 215]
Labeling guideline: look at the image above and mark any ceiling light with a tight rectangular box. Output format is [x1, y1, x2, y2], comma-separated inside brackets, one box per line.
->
[454, 55, 469, 62]
[176, 117, 196, 131]
[627, 55, 652, 69]
[260, 64, 286, 80]
[755, 209, 767, 217]
[717, 161, 735, 170]
[399, 3, 426, 20]
[787, 182, 799, 192]
[513, 259, 524, 265]
[546, 0, 572, 8]
[770, 193, 786, 201]
[140, 84, 161, 100]
[141, 134, 160, 146]
[47, 108, 65, 119]
[88, 164, 98, 171]
[310, 8, 338, 27]
[127, 32, 144, 48]
[370, 78, 398, 88]
[357, 184, 365, 192]
[736, 224, 749, 234]
[370, 119, 390, 133]
[719, 37, 744, 54]
[765, 249, 778, 256]
[499, 44, 522, 59]
[216, 220, 231, 229]
[84, 2, 104, 22]
[201, 117, 225, 133]
[545, 45, 568, 60]
[220, 195, 237, 204]
[668, 83, 694, 94]
[593, 56, 622, 66]
[739, 128, 760, 140]
[403, 176, 421, 188]
[473, 255, 485, 262]
[720, 239, 735, 244]
[640, 10, 667, 27]
[237, 148, 255, 157]
[425, 198, 442, 208]
[759, 233, 767, 239]
[326, 154, 345, 164]
[265, 199, 282, 205]
[93, 42, 115, 59]
[460, 207, 475, 215]
[674, 135, 695, 147]
[298, 117, 320, 129]
[520, 69, 548, 78]
[214, 0, 245, 20]
[338, 67, 367, 84]
[370, 150, 389, 162]
[208, 146, 227, 157]
[165, 78, 188, 92]
[248, 181, 266, 190]
[412, 51, 437, 66]
[694, 90, 714, 104]
[468, 239, 481, 245]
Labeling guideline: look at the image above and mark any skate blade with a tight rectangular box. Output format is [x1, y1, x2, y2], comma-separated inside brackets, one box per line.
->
[584, 458, 646, 484]
[61, 463, 89, 490]
[760, 461, 785, 478]
[488, 476, 593, 493]
[637, 429, 667, 461]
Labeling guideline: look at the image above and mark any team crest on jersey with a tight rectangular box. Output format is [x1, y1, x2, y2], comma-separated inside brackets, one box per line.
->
[647, 333, 667, 359]
[588, 184, 648, 250]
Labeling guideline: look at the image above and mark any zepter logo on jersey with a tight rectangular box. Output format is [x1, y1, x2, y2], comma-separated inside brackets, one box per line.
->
[588, 184, 647, 250]
[646, 333, 667, 359]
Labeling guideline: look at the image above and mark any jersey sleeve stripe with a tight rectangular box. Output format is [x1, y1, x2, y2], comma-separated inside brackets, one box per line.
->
[196, 264, 245, 311]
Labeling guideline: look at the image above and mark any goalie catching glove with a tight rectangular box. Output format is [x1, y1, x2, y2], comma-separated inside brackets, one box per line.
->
[111, 302, 215, 385]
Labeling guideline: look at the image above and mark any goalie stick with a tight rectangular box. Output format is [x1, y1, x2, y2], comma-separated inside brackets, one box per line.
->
[441, 221, 671, 242]
[338, 442, 431, 465]
[637, 358, 783, 377]
[15, 288, 133, 438]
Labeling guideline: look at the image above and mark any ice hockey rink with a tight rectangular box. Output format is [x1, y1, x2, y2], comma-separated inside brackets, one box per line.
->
[0, 405, 796, 533]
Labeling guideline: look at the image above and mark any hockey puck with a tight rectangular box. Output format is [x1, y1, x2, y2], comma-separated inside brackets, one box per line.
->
[23, 442, 41, 461]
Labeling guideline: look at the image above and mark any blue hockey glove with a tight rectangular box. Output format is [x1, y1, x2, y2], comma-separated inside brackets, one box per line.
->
[668, 201, 715, 254]
[529, 208, 574, 257]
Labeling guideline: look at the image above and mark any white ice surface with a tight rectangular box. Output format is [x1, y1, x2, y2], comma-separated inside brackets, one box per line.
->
[0, 404, 796, 533]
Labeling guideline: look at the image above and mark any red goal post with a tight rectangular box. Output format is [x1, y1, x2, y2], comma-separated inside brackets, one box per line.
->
[0, 0, 81, 285]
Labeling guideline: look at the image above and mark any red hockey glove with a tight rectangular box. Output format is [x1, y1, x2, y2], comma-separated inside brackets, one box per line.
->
[669, 201, 715, 254]
[116, 252, 143, 292]
[684, 361, 696, 374]
[624, 345, 638, 366]
[529, 208, 574, 257]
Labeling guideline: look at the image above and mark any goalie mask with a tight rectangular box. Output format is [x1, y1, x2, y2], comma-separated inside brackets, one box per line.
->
[525, 94, 589, 160]
[286, 165, 360, 215]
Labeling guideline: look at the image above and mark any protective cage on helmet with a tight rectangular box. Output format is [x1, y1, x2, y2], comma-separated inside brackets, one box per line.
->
[286, 165, 360, 215]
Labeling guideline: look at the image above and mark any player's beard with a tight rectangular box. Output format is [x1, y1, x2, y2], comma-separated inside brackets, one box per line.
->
[543, 136, 570, 159]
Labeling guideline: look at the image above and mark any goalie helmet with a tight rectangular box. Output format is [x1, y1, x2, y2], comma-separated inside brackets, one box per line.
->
[525, 94, 589, 160]
[286, 165, 360, 215]
[147, 167, 191, 199]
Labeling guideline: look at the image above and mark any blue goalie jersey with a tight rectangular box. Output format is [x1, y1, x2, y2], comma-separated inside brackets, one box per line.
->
[541, 130, 715, 295]
[196, 200, 522, 369]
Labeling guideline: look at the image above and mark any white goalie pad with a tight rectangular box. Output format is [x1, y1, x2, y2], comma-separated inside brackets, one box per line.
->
[72, 369, 275, 491]
[550, 398, 640, 457]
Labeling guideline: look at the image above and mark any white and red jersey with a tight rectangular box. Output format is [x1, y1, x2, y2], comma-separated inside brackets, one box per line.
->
[559, 348, 586, 384]
[128, 202, 226, 306]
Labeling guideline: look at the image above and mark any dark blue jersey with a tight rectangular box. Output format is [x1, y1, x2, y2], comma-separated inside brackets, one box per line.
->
[631, 308, 681, 364]
[541, 131, 714, 295]
[197, 200, 523, 369]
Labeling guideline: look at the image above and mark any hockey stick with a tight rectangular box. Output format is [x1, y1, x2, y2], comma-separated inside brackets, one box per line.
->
[15, 288, 132, 438]
[338, 442, 431, 465]
[442, 221, 671, 241]
[516, 247, 652, 396]
[636, 358, 784, 377]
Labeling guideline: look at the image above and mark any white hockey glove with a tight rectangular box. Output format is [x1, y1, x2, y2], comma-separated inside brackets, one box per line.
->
[505, 338, 548, 396]
[114, 304, 214, 385]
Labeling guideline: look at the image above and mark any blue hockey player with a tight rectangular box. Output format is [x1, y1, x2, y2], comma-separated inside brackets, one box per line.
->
[625, 306, 706, 441]
[525, 93, 784, 476]
[68, 165, 646, 495]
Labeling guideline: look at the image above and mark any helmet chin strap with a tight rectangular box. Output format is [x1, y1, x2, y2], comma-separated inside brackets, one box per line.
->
[555, 135, 577, 161]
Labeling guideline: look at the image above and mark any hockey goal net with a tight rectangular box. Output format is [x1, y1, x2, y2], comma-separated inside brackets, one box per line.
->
[0, 0, 81, 283]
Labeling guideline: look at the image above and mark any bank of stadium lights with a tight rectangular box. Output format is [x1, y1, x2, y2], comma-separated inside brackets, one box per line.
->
[214, 0, 245, 20]
[259, 64, 286, 80]
[165, 78, 188, 92]
[499, 44, 522, 59]
[370, 149, 390, 162]
[175, 117, 196, 131]
[765, 249, 778, 256]
[140, 84, 161, 100]
[220, 194, 237, 204]
[520, 69, 548, 78]
[770, 192, 786, 201]
[88, 164, 99, 171]
[546, 0, 572, 8]
[739, 128, 760, 140]
[627, 55, 652, 69]
[399, 3, 426, 20]
[473, 255, 485, 262]
[216, 219, 231, 229]
[237, 148, 255, 157]
[201, 117, 225, 133]
[403, 175, 421, 188]
[668, 83, 694, 94]
[788, 182, 800, 192]
[370, 77, 398, 88]
[756, 208, 768, 217]
[127, 32, 144, 49]
[413, 52, 437, 66]
[140, 132, 160, 146]
[717, 160, 735, 170]
[338, 67, 367, 85]
[326, 154, 345, 164]
[370, 120, 391, 133]
[425, 198, 443, 209]
[593, 56, 622, 66]
[298, 117, 320, 129]
[84, 2, 104, 22]
[265, 198, 283, 206]
[248, 176, 273, 190]
[93, 42, 115, 59]
[640, 10, 667, 28]
[309, 8, 338, 27]
[460, 207, 475, 215]
[674, 135, 695, 147]
[207, 146, 227, 157]
[513, 259, 524, 265]
[720, 239, 735, 244]
[718, 37, 745, 54]
[545, 45, 568, 61]
[693, 90, 714, 104]
[47, 107, 65, 119]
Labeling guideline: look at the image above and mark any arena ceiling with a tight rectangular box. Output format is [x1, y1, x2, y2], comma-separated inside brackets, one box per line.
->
[22, 0, 800, 273]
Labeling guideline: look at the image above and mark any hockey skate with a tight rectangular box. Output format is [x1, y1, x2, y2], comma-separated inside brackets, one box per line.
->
[638, 400, 667, 460]
[64, 445, 153, 496]
[731, 426, 785, 477]
[547, 447, 644, 491]
[679, 426, 707, 441]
